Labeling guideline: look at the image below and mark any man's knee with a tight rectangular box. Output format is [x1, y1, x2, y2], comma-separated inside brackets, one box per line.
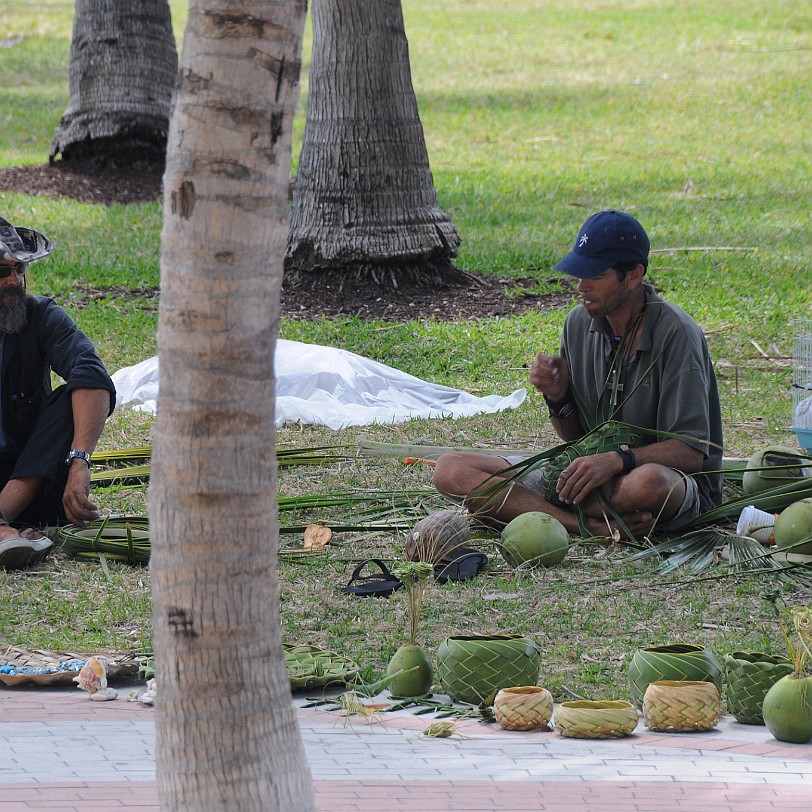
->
[432, 452, 498, 499]
[626, 463, 687, 514]
[432, 453, 464, 495]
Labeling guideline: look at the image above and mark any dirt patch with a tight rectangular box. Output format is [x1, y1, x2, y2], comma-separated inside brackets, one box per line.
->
[0, 162, 164, 207]
[0, 162, 572, 322]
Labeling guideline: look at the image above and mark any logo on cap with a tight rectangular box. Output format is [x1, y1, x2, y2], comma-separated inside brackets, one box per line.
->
[578, 234, 588, 248]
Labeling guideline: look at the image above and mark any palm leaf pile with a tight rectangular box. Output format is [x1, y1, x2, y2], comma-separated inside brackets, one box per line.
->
[625, 529, 812, 585]
[57, 492, 440, 566]
[75, 442, 812, 585]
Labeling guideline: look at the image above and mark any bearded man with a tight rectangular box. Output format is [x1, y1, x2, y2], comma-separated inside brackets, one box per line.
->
[0, 216, 115, 570]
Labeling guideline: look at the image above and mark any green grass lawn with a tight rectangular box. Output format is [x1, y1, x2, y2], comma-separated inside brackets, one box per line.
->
[0, 0, 810, 703]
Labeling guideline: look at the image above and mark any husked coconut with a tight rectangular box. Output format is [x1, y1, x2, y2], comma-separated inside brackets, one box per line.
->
[405, 509, 471, 563]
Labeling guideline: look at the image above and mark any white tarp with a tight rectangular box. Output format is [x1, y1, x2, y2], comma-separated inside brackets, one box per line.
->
[110, 339, 526, 429]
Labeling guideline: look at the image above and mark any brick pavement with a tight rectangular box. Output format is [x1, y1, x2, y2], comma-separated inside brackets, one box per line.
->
[1, 684, 812, 811]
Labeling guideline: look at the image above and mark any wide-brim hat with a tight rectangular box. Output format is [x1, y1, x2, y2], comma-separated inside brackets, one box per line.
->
[0, 216, 53, 263]
[554, 210, 649, 279]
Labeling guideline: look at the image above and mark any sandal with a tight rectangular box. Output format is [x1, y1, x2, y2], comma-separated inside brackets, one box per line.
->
[434, 548, 488, 584]
[342, 558, 404, 597]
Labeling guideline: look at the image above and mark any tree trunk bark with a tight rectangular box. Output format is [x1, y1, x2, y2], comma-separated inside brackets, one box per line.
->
[285, 0, 462, 288]
[49, 0, 178, 167]
[150, 1, 314, 810]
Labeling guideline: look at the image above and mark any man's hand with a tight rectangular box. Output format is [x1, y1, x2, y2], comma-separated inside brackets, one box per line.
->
[530, 354, 569, 402]
[63, 462, 100, 526]
[555, 451, 624, 506]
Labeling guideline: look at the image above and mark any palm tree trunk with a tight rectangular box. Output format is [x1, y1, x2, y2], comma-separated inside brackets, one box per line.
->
[286, 0, 462, 288]
[150, 1, 314, 809]
[50, 0, 178, 167]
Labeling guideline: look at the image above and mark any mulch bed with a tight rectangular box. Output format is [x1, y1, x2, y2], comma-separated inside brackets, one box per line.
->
[0, 161, 571, 322]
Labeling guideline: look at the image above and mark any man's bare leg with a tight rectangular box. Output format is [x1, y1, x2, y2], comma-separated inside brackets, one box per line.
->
[433, 452, 684, 539]
[0, 476, 48, 541]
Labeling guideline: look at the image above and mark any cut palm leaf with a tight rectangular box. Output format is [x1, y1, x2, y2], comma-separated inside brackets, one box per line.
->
[625, 528, 812, 584]
[91, 464, 151, 488]
[688, 477, 812, 528]
[88, 445, 351, 492]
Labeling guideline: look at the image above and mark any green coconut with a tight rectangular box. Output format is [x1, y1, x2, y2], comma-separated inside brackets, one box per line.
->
[742, 446, 806, 496]
[386, 643, 433, 697]
[774, 498, 812, 555]
[500, 512, 569, 569]
[762, 675, 812, 743]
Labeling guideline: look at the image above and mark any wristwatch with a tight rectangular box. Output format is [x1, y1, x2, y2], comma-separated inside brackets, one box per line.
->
[615, 444, 637, 475]
[65, 449, 92, 467]
[544, 392, 576, 420]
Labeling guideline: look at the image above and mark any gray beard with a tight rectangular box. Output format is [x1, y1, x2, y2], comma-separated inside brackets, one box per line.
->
[0, 290, 29, 334]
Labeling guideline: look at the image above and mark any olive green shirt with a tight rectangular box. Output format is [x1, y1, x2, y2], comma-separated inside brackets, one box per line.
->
[560, 285, 723, 510]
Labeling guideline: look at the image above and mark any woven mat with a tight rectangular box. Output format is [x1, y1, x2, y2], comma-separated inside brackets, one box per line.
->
[1, 645, 358, 691]
[284, 644, 360, 691]
[0, 646, 148, 687]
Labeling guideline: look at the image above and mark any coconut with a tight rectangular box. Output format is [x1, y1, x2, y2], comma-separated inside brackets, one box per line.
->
[774, 498, 812, 555]
[500, 511, 569, 569]
[386, 644, 433, 697]
[405, 509, 471, 563]
[742, 446, 806, 496]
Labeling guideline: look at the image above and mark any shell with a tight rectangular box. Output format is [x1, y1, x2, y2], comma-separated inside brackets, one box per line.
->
[140, 677, 157, 705]
[74, 656, 107, 694]
[89, 687, 118, 701]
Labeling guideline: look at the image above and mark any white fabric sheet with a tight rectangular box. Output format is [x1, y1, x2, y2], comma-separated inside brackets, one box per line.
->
[111, 340, 526, 429]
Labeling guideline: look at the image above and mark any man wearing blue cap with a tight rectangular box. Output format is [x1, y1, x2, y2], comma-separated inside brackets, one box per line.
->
[0, 216, 116, 570]
[434, 210, 723, 539]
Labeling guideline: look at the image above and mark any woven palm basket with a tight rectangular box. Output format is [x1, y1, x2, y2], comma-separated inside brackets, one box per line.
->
[540, 422, 641, 506]
[628, 643, 722, 707]
[723, 651, 793, 725]
[436, 635, 541, 706]
[554, 700, 639, 739]
[493, 686, 553, 731]
[643, 680, 721, 732]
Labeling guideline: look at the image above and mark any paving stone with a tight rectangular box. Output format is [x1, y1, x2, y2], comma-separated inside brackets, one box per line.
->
[1, 689, 811, 810]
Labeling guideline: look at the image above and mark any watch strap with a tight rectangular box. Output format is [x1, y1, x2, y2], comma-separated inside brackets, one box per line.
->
[65, 449, 92, 466]
[543, 391, 576, 420]
[614, 446, 637, 475]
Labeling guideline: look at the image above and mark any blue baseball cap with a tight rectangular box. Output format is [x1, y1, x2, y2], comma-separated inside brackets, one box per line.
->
[553, 210, 649, 279]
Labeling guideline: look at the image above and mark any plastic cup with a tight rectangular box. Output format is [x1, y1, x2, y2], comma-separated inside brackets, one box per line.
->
[736, 505, 777, 545]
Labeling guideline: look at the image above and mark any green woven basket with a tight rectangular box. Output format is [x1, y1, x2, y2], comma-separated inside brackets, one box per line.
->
[436, 634, 540, 706]
[628, 643, 722, 708]
[724, 651, 793, 725]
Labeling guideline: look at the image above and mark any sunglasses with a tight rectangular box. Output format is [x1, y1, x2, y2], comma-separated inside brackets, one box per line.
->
[0, 262, 26, 278]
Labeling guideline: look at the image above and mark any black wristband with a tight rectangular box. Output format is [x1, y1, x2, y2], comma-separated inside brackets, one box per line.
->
[543, 391, 576, 419]
[615, 446, 637, 475]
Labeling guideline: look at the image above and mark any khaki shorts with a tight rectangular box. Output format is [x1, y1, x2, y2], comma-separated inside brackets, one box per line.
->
[502, 455, 701, 535]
